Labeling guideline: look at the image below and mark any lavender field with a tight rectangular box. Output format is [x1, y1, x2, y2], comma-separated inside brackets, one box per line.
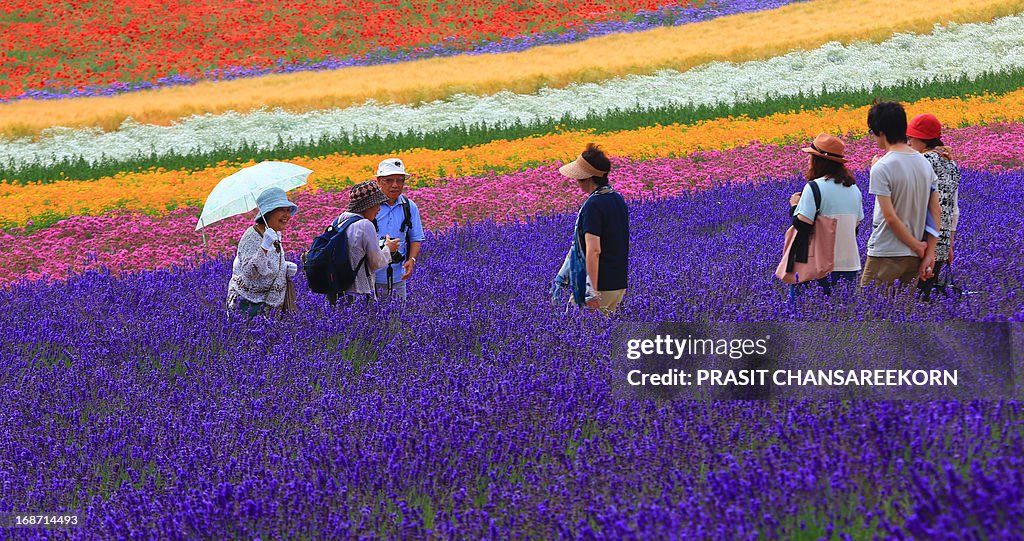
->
[4, 170, 1024, 539]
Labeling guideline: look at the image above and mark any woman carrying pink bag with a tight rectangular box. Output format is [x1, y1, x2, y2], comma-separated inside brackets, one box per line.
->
[781, 133, 864, 301]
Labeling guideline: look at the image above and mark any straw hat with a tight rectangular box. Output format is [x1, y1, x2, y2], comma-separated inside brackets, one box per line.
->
[558, 153, 610, 180]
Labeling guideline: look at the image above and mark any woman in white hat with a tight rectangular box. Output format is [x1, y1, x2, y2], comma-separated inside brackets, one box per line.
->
[227, 187, 299, 317]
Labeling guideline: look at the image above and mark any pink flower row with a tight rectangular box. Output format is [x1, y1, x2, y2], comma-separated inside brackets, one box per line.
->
[6, 122, 1022, 284]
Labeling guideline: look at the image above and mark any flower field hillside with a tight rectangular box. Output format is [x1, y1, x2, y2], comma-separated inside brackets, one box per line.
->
[3, 0, 1024, 539]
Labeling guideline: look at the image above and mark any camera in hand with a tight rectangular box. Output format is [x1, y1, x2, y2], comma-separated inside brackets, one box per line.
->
[379, 237, 405, 264]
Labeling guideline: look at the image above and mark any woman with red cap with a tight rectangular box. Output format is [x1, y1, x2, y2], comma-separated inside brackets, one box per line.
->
[907, 113, 961, 300]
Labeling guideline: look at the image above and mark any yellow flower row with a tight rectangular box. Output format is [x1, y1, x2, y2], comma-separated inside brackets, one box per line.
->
[2, 89, 1023, 227]
[2, 0, 1021, 137]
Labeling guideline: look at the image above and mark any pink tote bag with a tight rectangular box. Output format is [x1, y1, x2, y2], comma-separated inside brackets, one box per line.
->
[775, 181, 838, 284]
[775, 216, 838, 284]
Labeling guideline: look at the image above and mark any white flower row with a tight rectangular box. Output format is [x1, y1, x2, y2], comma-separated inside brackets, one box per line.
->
[3, 13, 1024, 170]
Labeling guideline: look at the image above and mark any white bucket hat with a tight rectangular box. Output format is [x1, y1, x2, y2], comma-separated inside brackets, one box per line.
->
[376, 158, 410, 178]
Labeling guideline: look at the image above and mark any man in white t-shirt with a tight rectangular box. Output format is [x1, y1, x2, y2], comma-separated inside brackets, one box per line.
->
[861, 101, 941, 288]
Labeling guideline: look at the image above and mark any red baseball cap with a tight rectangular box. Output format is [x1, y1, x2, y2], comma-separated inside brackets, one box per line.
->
[907, 114, 942, 140]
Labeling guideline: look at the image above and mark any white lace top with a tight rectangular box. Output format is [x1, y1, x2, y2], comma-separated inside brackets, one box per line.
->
[226, 226, 289, 308]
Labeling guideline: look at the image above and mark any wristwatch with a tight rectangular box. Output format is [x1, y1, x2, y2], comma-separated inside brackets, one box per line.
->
[409, 257, 417, 263]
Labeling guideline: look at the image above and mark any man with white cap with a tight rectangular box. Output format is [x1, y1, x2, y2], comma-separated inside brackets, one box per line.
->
[550, 144, 629, 314]
[373, 158, 426, 300]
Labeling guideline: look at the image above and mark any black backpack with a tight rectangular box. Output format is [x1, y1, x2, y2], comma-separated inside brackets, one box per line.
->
[303, 216, 368, 294]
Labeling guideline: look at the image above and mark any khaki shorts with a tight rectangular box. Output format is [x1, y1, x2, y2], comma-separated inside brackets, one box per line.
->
[860, 256, 921, 287]
[571, 289, 627, 315]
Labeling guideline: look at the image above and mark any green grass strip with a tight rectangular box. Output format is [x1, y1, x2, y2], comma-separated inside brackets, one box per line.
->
[3, 68, 1024, 185]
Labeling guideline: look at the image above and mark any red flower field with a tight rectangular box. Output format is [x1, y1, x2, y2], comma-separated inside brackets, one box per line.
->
[0, 0, 692, 98]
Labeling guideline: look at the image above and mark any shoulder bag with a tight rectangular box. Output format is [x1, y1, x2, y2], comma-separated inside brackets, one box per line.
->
[775, 181, 838, 284]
